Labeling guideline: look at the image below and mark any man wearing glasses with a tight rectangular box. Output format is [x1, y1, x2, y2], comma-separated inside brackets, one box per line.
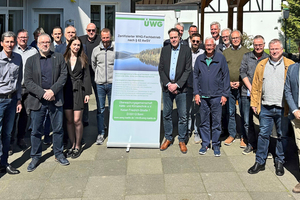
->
[248, 39, 294, 176]
[223, 30, 250, 148]
[186, 33, 204, 144]
[10, 29, 38, 154]
[25, 33, 69, 172]
[239, 35, 269, 155]
[216, 28, 232, 52]
[79, 23, 101, 127]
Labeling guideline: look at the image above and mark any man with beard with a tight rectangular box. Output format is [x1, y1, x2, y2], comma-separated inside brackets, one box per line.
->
[25, 33, 69, 172]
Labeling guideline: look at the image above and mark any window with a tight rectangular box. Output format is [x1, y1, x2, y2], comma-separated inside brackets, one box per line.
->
[91, 4, 116, 37]
[39, 14, 60, 35]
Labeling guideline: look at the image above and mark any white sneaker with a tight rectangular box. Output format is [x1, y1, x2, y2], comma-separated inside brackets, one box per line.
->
[194, 133, 201, 144]
[96, 135, 104, 145]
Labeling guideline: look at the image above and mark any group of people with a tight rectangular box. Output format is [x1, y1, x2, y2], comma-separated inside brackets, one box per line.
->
[158, 22, 300, 193]
[0, 23, 114, 174]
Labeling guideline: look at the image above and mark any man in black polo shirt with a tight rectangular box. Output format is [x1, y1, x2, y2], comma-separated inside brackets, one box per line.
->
[79, 23, 101, 126]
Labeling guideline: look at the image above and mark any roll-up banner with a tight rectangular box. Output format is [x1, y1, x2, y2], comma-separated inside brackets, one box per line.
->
[107, 13, 165, 148]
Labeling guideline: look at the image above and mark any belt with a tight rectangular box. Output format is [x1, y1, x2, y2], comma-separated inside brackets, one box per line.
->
[0, 92, 15, 99]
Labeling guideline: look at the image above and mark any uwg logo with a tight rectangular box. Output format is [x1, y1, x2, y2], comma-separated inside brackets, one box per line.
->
[144, 19, 163, 27]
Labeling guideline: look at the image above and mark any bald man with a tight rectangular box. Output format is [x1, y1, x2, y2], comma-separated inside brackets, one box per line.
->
[79, 23, 101, 126]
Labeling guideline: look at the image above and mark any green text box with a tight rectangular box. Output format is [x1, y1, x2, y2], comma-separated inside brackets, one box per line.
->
[113, 100, 158, 121]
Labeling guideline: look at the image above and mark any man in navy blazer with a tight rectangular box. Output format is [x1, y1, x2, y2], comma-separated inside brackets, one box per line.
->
[159, 28, 192, 153]
[284, 60, 300, 193]
[24, 33, 69, 172]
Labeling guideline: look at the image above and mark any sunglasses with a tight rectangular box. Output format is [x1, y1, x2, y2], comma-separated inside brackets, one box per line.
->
[87, 29, 96, 32]
[192, 40, 200, 44]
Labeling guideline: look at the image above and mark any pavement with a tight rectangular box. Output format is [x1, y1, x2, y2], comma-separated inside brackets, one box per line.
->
[0, 94, 300, 200]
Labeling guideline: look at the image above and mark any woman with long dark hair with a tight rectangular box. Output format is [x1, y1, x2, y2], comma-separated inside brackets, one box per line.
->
[63, 37, 92, 158]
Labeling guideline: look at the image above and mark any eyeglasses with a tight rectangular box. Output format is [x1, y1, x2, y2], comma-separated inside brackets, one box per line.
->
[38, 41, 50, 45]
[254, 44, 264, 47]
[270, 48, 281, 51]
[87, 29, 96, 32]
[192, 40, 200, 44]
[232, 37, 240, 41]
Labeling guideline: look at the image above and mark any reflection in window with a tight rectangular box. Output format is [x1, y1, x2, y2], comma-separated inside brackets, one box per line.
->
[9, 10, 22, 33]
[9, 0, 22, 7]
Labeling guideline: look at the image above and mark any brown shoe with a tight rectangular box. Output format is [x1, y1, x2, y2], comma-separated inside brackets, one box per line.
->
[160, 139, 171, 151]
[224, 136, 235, 146]
[179, 142, 187, 154]
[293, 182, 300, 193]
[240, 138, 246, 148]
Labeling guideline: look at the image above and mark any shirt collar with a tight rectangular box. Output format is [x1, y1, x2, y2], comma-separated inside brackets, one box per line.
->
[0, 50, 13, 60]
[269, 57, 283, 66]
[172, 43, 180, 51]
[39, 51, 52, 59]
[231, 44, 242, 50]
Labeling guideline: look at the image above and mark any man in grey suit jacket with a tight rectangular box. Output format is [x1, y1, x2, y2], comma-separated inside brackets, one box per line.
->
[284, 61, 300, 193]
[159, 28, 192, 154]
[24, 33, 69, 172]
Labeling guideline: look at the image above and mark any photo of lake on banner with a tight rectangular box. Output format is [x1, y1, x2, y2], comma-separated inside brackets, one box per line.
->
[114, 43, 162, 71]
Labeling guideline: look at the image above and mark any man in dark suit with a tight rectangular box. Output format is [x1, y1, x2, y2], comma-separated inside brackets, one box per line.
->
[284, 50, 300, 192]
[163, 23, 188, 47]
[24, 33, 69, 172]
[159, 28, 192, 153]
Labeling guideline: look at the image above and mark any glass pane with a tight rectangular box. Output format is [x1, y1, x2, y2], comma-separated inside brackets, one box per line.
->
[9, 0, 22, 7]
[0, 14, 5, 36]
[91, 5, 100, 34]
[0, 0, 7, 7]
[105, 5, 115, 37]
[9, 10, 23, 33]
[39, 14, 60, 35]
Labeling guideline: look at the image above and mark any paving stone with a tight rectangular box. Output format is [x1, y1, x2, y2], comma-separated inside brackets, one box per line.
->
[128, 148, 161, 159]
[195, 156, 235, 172]
[50, 160, 93, 179]
[222, 141, 246, 156]
[90, 159, 127, 176]
[166, 193, 209, 200]
[162, 157, 198, 174]
[238, 171, 286, 192]
[249, 192, 295, 200]
[125, 194, 166, 200]
[95, 146, 129, 160]
[227, 155, 259, 172]
[201, 172, 247, 192]
[160, 143, 195, 157]
[70, 144, 98, 161]
[40, 177, 88, 199]
[126, 174, 164, 195]
[0, 179, 45, 199]
[127, 158, 162, 175]
[83, 176, 126, 198]
[208, 192, 252, 200]
[164, 173, 205, 194]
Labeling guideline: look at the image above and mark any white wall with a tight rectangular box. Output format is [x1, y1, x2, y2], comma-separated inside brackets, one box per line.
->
[25, 0, 131, 42]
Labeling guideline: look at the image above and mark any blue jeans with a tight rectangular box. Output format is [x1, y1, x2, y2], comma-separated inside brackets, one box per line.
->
[162, 91, 187, 142]
[96, 83, 112, 136]
[30, 101, 64, 159]
[256, 105, 285, 165]
[0, 95, 17, 166]
[240, 96, 256, 147]
[227, 88, 241, 138]
[199, 97, 222, 148]
[186, 87, 199, 135]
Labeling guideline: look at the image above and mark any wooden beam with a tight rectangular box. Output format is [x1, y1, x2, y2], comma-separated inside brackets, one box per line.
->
[237, 5, 243, 33]
[200, 0, 206, 40]
[227, 6, 233, 30]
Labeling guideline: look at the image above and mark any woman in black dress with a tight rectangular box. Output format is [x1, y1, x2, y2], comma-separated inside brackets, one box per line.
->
[63, 37, 92, 158]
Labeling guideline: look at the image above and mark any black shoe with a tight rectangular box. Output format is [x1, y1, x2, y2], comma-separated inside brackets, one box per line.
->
[65, 148, 73, 158]
[27, 158, 39, 172]
[275, 161, 285, 176]
[71, 147, 82, 159]
[248, 162, 265, 174]
[242, 144, 253, 155]
[6, 165, 20, 174]
[17, 139, 28, 150]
